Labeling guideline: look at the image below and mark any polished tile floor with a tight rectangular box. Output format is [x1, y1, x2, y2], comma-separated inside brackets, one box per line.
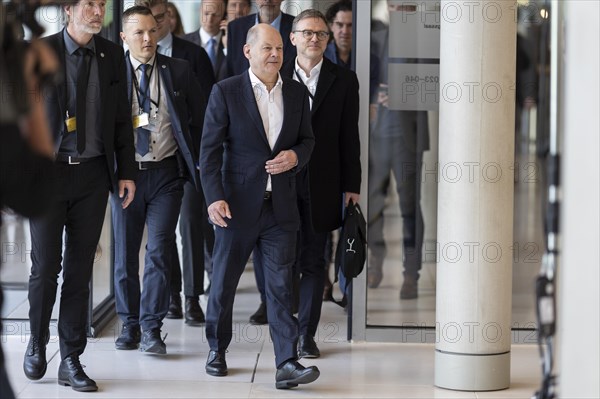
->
[2, 267, 541, 398]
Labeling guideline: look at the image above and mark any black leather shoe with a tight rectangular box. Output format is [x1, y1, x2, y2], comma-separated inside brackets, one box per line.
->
[297, 335, 320, 358]
[322, 278, 334, 302]
[249, 302, 268, 325]
[275, 360, 320, 389]
[57, 355, 98, 392]
[23, 335, 48, 380]
[166, 293, 183, 319]
[400, 275, 418, 300]
[184, 297, 205, 326]
[115, 325, 141, 350]
[205, 350, 227, 376]
[367, 268, 383, 289]
[139, 329, 166, 355]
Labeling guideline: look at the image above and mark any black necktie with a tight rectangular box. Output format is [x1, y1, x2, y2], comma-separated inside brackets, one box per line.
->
[137, 63, 151, 156]
[76, 47, 92, 154]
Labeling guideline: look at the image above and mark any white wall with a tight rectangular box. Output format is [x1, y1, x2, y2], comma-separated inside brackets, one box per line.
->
[558, 1, 600, 397]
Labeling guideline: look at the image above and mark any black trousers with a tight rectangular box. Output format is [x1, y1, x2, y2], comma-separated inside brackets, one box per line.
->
[28, 158, 109, 359]
[169, 180, 213, 297]
[206, 199, 298, 368]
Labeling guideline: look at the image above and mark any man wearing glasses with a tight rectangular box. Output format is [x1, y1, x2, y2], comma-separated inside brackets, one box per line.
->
[283, 9, 361, 358]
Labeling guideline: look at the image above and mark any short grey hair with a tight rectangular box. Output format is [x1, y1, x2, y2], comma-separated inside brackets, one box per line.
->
[292, 9, 329, 32]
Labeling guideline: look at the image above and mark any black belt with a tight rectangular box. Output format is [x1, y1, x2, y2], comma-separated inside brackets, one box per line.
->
[138, 156, 178, 171]
[55, 154, 103, 165]
[263, 191, 272, 200]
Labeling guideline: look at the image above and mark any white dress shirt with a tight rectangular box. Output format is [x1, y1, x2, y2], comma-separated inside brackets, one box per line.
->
[157, 32, 173, 57]
[199, 28, 222, 53]
[248, 68, 283, 192]
[129, 53, 176, 162]
[292, 57, 323, 110]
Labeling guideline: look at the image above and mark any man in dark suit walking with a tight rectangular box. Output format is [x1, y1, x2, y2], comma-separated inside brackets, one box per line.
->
[23, 0, 137, 392]
[138, 0, 214, 326]
[200, 24, 319, 389]
[112, 5, 205, 354]
[183, 0, 229, 82]
[282, 9, 361, 358]
[226, 0, 297, 325]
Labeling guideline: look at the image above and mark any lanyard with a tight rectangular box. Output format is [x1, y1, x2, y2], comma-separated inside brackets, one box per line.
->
[131, 57, 161, 114]
[294, 69, 315, 100]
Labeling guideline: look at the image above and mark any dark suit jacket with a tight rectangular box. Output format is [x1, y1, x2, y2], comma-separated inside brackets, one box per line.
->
[172, 35, 216, 98]
[125, 53, 206, 191]
[226, 13, 296, 77]
[282, 58, 361, 232]
[42, 31, 136, 187]
[183, 30, 228, 82]
[200, 73, 315, 231]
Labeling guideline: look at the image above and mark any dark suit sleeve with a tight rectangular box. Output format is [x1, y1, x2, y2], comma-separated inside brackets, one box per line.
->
[193, 45, 216, 97]
[186, 63, 207, 160]
[112, 48, 137, 181]
[290, 89, 315, 171]
[199, 83, 228, 205]
[340, 72, 362, 194]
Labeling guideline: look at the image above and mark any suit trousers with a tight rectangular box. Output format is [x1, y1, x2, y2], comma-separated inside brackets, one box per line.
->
[206, 199, 298, 368]
[368, 135, 424, 278]
[111, 166, 184, 332]
[169, 180, 212, 297]
[296, 226, 329, 337]
[28, 158, 109, 359]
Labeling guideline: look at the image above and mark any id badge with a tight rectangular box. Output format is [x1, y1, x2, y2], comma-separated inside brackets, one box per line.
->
[65, 116, 77, 133]
[133, 113, 150, 129]
[146, 112, 162, 132]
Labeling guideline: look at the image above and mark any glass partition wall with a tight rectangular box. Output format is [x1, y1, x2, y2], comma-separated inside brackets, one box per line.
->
[353, 0, 547, 342]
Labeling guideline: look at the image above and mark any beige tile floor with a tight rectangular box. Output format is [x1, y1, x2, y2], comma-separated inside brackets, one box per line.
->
[2, 268, 541, 398]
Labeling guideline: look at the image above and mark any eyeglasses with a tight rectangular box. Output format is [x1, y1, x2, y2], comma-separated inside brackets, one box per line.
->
[153, 12, 166, 23]
[293, 30, 330, 41]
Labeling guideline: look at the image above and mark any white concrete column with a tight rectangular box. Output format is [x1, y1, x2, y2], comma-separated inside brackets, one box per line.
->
[435, 0, 516, 391]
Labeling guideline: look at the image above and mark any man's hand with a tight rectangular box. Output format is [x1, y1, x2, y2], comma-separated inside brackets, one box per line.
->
[208, 200, 232, 228]
[377, 83, 389, 108]
[118, 180, 136, 209]
[265, 150, 297, 175]
[220, 20, 229, 49]
[345, 192, 360, 206]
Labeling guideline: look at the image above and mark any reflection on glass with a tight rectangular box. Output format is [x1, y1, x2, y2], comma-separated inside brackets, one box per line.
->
[366, 0, 438, 327]
[1, 204, 113, 321]
[92, 204, 112, 308]
[364, 0, 544, 330]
